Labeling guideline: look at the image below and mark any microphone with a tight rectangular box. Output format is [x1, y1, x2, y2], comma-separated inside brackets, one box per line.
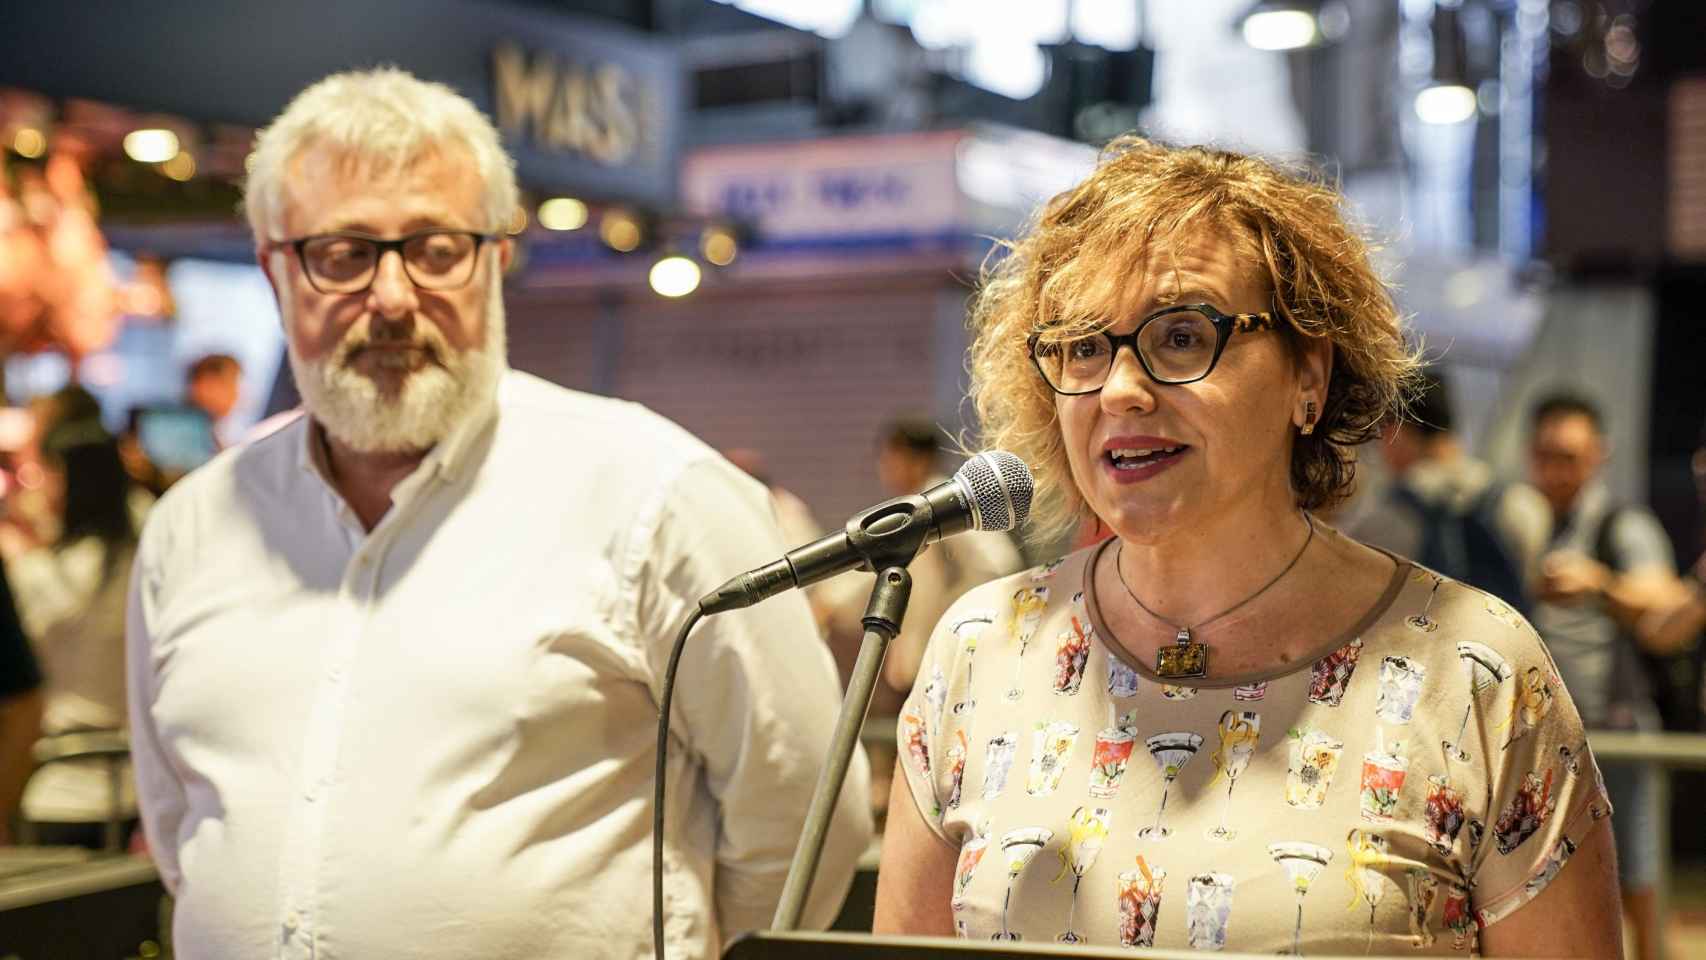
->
[699, 451, 1034, 615]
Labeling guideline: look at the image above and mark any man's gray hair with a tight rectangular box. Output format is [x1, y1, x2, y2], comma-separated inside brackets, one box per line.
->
[243, 67, 519, 242]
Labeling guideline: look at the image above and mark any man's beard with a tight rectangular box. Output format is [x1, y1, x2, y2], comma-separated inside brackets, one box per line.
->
[288, 285, 507, 455]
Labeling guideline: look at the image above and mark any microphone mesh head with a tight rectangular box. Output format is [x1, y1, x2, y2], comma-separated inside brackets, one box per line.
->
[956, 451, 1034, 532]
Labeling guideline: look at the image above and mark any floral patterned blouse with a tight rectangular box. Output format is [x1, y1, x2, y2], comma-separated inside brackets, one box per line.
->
[896, 536, 1611, 955]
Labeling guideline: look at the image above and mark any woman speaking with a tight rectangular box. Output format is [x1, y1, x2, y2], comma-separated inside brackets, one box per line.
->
[873, 138, 1621, 957]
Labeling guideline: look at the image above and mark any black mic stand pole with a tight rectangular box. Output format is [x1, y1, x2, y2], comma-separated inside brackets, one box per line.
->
[771, 564, 911, 931]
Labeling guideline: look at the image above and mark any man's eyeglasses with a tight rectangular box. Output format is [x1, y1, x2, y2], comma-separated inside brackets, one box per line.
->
[270, 230, 498, 295]
[1027, 303, 1278, 395]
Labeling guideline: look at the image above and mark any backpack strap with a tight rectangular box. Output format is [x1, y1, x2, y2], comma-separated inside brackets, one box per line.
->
[1388, 483, 1465, 576]
[1591, 502, 1626, 570]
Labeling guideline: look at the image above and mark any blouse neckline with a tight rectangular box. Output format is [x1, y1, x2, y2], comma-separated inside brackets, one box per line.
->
[1080, 527, 1412, 688]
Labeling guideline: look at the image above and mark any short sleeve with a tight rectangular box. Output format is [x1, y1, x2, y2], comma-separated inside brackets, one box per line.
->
[895, 587, 992, 847]
[1468, 622, 1614, 928]
[1609, 508, 1675, 575]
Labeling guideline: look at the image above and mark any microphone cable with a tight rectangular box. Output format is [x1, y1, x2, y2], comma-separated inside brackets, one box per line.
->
[653, 605, 702, 960]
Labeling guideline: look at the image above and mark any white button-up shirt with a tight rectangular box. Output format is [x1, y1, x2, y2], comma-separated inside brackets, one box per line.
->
[126, 370, 871, 960]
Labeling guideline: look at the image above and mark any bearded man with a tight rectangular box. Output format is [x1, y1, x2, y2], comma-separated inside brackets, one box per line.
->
[124, 68, 869, 960]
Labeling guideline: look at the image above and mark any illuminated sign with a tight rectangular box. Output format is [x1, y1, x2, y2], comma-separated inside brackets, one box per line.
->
[492, 44, 645, 168]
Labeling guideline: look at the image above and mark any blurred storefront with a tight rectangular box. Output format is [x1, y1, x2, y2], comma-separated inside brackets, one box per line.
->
[508, 124, 1096, 529]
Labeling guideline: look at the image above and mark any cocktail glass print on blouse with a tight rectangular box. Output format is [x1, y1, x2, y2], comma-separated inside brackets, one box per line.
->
[1493, 768, 1557, 855]
[952, 819, 992, 911]
[1233, 680, 1268, 702]
[1375, 656, 1427, 725]
[1442, 881, 1476, 951]
[1407, 868, 1441, 948]
[993, 827, 1052, 941]
[1346, 829, 1391, 953]
[1358, 732, 1409, 824]
[1026, 721, 1079, 797]
[1406, 572, 1445, 633]
[1185, 872, 1235, 950]
[1443, 640, 1513, 763]
[1052, 806, 1110, 943]
[981, 732, 1018, 799]
[901, 712, 930, 778]
[923, 663, 948, 730]
[949, 613, 994, 717]
[1107, 650, 1141, 698]
[1005, 586, 1050, 701]
[1053, 592, 1092, 695]
[1307, 637, 1363, 706]
[1269, 841, 1332, 957]
[945, 729, 969, 810]
[1285, 728, 1343, 809]
[1526, 836, 1579, 899]
[1424, 774, 1467, 856]
[1501, 666, 1556, 749]
[1207, 710, 1260, 841]
[1136, 732, 1203, 840]
[1116, 857, 1166, 948]
[1089, 721, 1138, 799]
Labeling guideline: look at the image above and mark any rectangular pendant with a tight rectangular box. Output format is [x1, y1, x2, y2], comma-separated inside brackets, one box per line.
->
[1155, 630, 1208, 680]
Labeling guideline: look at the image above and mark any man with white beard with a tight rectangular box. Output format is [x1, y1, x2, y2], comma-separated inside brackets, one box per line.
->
[124, 68, 869, 960]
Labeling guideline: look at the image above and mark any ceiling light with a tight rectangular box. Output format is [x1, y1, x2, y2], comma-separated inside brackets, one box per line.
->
[649, 255, 701, 298]
[600, 210, 644, 252]
[1242, 9, 1319, 51]
[538, 197, 588, 231]
[11, 128, 46, 159]
[1415, 84, 1478, 124]
[701, 227, 739, 266]
[160, 152, 196, 181]
[123, 128, 180, 164]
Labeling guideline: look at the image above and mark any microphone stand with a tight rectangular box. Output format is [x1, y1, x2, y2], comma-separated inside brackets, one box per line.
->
[771, 564, 912, 931]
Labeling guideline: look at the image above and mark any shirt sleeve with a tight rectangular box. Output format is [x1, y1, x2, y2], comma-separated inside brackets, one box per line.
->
[0, 557, 41, 700]
[893, 613, 962, 845]
[1609, 508, 1676, 575]
[124, 517, 187, 895]
[894, 588, 984, 847]
[631, 456, 873, 938]
[1468, 620, 1613, 929]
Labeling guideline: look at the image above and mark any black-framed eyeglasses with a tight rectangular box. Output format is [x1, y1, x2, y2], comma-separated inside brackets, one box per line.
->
[1027, 303, 1278, 395]
[269, 230, 499, 295]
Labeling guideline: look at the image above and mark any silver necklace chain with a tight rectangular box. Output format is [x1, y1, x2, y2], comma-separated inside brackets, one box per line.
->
[1115, 510, 1316, 638]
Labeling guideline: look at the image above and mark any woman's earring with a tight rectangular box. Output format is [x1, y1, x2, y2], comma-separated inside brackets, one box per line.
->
[1300, 400, 1318, 436]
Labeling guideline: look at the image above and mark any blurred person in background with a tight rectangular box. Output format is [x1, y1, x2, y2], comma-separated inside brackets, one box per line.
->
[183, 353, 242, 448]
[10, 416, 137, 848]
[1352, 369, 1549, 614]
[874, 137, 1621, 956]
[0, 386, 106, 555]
[1526, 391, 1677, 960]
[1638, 419, 1706, 717]
[0, 566, 41, 846]
[126, 68, 866, 960]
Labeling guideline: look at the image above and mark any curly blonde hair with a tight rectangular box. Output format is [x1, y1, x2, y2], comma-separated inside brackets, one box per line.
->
[968, 137, 1419, 545]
